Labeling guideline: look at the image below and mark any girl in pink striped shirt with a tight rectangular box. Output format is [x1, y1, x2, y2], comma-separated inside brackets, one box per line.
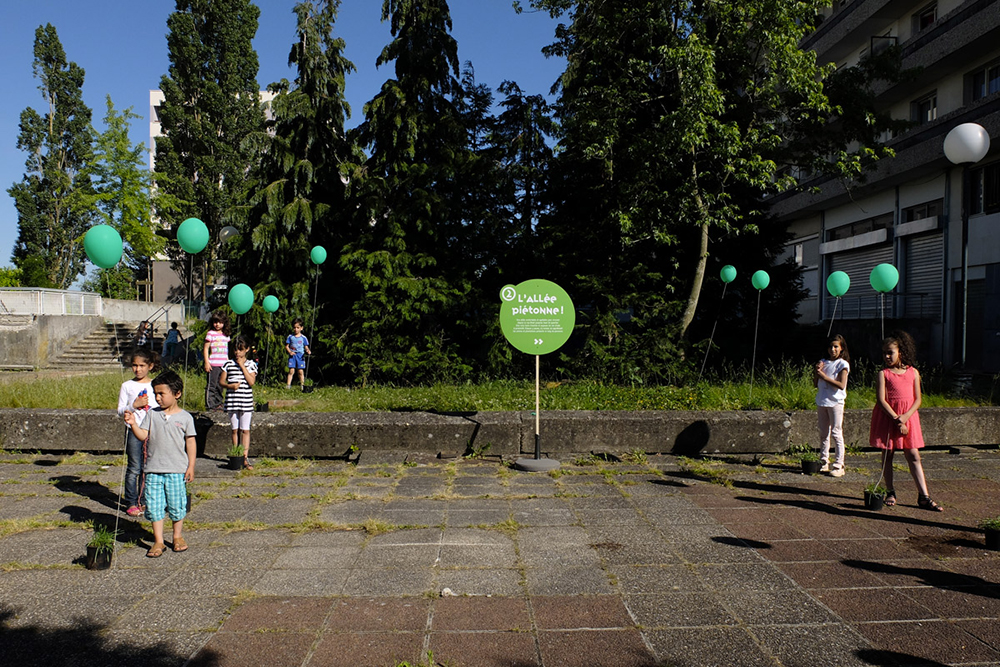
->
[202, 310, 231, 410]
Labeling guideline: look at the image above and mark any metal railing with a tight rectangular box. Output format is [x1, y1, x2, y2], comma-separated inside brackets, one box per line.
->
[0, 288, 102, 316]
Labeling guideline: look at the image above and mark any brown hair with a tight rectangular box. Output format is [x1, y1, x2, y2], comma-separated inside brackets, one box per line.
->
[827, 334, 850, 364]
[209, 310, 231, 337]
[883, 330, 917, 368]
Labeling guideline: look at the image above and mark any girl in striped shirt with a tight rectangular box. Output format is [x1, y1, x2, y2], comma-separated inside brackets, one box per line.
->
[220, 335, 258, 469]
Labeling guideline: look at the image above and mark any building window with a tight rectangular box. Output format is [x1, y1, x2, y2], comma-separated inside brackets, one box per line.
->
[970, 62, 1000, 102]
[911, 92, 937, 124]
[970, 162, 1000, 215]
[912, 3, 937, 32]
[903, 199, 943, 222]
[826, 213, 893, 241]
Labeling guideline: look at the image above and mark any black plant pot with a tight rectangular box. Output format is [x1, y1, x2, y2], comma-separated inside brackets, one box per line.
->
[86, 546, 112, 570]
[985, 528, 1000, 550]
[864, 491, 885, 511]
[228, 456, 243, 471]
[801, 460, 821, 474]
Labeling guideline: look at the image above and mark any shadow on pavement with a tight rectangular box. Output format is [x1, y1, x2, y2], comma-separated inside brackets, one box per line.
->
[843, 559, 999, 596]
[0, 608, 215, 667]
[855, 648, 950, 666]
[51, 475, 121, 512]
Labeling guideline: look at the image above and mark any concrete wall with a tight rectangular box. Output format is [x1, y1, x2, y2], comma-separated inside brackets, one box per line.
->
[102, 299, 184, 325]
[0, 315, 101, 369]
[2, 407, 997, 458]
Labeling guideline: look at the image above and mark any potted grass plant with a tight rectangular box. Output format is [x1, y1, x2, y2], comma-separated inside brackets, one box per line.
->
[799, 450, 822, 474]
[864, 483, 887, 511]
[227, 442, 244, 471]
[979, 517, 1000, 550]
[86, 524, 118, 570]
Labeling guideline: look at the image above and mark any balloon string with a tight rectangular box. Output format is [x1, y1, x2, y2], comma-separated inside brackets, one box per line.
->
[749, 289, 761, 406]
[880, 292, 885, 341]
[698, 282, 728, 381]
[827, 297, 840, 338]
[303, 269, 319, 387]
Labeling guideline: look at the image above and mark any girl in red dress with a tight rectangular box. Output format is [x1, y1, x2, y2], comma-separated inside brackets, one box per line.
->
[869, 330, 942, 511]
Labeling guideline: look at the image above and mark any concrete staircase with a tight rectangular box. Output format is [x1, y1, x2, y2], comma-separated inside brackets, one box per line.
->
[46, 322, 190, 370]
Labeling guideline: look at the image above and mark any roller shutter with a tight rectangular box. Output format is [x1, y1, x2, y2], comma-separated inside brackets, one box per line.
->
[827, 245, 895, 319]
[903, 233, 943, 320]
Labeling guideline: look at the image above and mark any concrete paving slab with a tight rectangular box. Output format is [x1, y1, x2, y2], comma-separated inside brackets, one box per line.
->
[323, 597, 430, 632]
[525, 565, 615, 595]
[538, 629, 657, 667]
[434, 568, 524, 596]
[341, 567, 435, 597]
[611, 563, 708, 594]
[531, 594, 633, 630]
[645, 627, 778, 667]
[308, 632, 425, 667]
[253, 568, 349, 596]
[428, 631, 540, 667]
[223, 596, 333, 631]
[624, 591, 738, 628]
[193, 630, 317, 667]
[432, 596, 530, 631]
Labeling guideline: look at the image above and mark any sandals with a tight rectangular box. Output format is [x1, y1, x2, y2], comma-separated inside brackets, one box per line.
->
[243, 458, 253, 470]
[172, 537, 189, 552]
[126, 505, 143, 517]
[918, 495, 944, 512]
[884, 489, 896, 506]
[146, 543, 166, 558]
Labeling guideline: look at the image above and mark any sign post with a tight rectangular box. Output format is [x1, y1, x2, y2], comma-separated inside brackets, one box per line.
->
[499, 279, 575, 472]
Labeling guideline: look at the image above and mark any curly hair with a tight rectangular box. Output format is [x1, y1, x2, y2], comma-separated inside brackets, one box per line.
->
[883, 330, 917, 368]
[827, 334, 850, 364]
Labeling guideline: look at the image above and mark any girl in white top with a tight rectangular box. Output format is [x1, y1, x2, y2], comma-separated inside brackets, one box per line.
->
[116, 348, 160, 515]
[813, 334, 850, 477]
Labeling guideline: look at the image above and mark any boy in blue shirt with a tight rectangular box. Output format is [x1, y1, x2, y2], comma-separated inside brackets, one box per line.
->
[285, 318, 311, 389]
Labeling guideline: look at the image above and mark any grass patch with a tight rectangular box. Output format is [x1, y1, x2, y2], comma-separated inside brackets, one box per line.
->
[0, 517, 82, 538]
[1, 561, 79, 572]
[676, 456, 734, 488]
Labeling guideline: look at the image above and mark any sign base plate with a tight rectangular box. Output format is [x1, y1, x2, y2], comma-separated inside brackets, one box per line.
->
[513, 458, 561, 472]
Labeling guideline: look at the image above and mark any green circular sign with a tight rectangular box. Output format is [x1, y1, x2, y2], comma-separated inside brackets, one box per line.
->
[499, 279, 575, 355]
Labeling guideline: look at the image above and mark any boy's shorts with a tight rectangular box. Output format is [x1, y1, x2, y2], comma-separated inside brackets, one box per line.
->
[144, 472, 188, 522]
[288, 353, 306, 369]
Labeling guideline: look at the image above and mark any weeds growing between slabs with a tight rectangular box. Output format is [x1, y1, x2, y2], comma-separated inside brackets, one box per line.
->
[0, 362, 989, 412]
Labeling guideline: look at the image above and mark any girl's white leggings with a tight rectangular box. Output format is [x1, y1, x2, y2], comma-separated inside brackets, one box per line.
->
[817, 404, 845, 468]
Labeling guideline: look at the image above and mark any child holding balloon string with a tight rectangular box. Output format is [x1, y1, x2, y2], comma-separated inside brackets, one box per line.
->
[203, 310, 231, 411]
[814, 334, 850, 477]
[869, 330, 942, 511]
[117, 348, 160, 517]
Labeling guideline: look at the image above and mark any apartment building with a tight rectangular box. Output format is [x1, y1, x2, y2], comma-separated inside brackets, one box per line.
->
[771, 0, 1000, 370]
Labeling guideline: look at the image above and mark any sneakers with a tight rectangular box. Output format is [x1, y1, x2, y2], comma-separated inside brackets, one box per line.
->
[819, 463, 830, 473]
[126, 505, 143, 517]
[829, 467, 846, 477]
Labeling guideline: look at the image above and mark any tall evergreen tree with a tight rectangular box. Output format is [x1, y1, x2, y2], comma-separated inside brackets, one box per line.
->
[8, 24, 94, 289]
[235, 0, 361, 380]
[154, 0, 265, 299]
[343, 0, 476, 384]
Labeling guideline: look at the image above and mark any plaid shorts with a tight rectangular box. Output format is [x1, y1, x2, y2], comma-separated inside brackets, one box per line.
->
[143, 473, 187, 522]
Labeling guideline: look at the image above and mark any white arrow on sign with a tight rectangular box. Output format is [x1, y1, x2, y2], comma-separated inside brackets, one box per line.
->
[534, 338, 544, 345]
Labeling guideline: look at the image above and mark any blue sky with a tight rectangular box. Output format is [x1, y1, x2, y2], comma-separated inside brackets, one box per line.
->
[0, 0, 566, 271]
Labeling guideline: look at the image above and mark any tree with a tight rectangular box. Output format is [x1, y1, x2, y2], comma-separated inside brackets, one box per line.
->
[88, 96, 165, 297]
[342, 0, 477, 384]
[234, 0, 362, 379]
[154, 0, 266, 299]
[524, 0, 884, 382]
[8, 24, 94, 288]
[0, 267, 22, 288]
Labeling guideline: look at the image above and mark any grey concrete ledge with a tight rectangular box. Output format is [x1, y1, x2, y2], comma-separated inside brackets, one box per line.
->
[1, 407, 997, 457]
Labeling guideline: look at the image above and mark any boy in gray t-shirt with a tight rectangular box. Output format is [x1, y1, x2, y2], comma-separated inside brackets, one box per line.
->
[124, 370, 196, 558]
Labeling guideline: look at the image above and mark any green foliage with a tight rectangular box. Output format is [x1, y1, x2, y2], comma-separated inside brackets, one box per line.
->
[81, 265, 138, 300]
[865, 483, 887, 497]
[798, 450, 820, 462]
[0, 267, 22, 287]
[155, 0, 266, 297]
[89, 96, 163, 269]
[227, 443, 244, 457]
[86, 524, 119, 555]
[978, 517, 1000, 531]
[8, 24, 95, 287]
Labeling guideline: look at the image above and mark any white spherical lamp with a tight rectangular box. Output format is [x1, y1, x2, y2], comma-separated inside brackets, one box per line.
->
[943, 123, 990, 165]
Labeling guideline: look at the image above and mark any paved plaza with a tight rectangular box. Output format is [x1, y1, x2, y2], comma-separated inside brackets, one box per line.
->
[1, 447, 999, 666]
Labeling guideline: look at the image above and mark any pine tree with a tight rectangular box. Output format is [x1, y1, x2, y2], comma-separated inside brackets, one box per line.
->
[235, 0, 362, 380]
[342, 0, 476, 384]
[154, 0, 266, 299]
[8, 24, 95, 289]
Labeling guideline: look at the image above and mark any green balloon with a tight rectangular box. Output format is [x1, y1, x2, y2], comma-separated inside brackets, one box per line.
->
[262, 295, 280, 313]
[869, 263, 899, 293]
[310, 245, 327, 265]
[720, 265, 737, 284]
[83, 225, 123, 269]
[228, 283, 254, 315]
[751, 270, 770, 290]
[826, 271, 851, 298]
[177, 218, 209, 254]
